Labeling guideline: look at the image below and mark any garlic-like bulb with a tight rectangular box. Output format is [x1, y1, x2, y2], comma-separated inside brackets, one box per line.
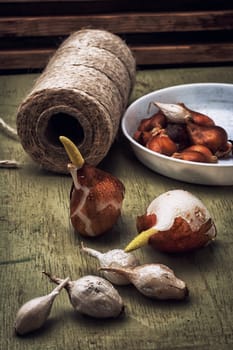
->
[100, 264, 188, 300]
[125, 189, 216, 253]
[14, 277, 69, 335]
[81, 243, 140, 285]
[43, 272, 124, 318]
[154, 102, 215, 126]
[153, 102, 191, 123]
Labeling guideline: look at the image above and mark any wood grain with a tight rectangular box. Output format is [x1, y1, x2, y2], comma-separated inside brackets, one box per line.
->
[1, 42, 233, 70]
[1, 11, 232, 37]
[0, 67, 233, 349]
[0, 1, 232, 69]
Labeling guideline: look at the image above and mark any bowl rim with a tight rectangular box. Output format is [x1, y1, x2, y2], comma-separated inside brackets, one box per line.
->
[122, 82, 233, 169]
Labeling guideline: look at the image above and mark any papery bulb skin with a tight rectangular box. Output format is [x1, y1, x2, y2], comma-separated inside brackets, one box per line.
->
[154, 101, 215, 126]
[215, 141, 232, 158]
[137, 190, 216, 253]
[15, 295, 54, 335]
[153, 102, 191, 123]
[81, 244, 140, 285]
[43, 273, 124, 318]
[186, 121, 230, 155]
[138, 112, 167, 132]
[148, 216, 215, 253]
[100, 264, 188, 300]
[180, 103, 215, 126]
[69, 163, 125, 237]
[99, 249, 139, 285]
[133, 103, 231, 163]
[149, 112, 167, 129]
[68, 276, 124, 318]
[166, 123, 190, 150]
[137, 117, 153, 132]
[134, 112, 167, 147]
[183, 145, 217, 162]
[146, 130, 177, 156]
[172, 150, 209, 163]
[14, 277, 69, 335]
[124, 190, 217, 254]
[59, 136, 125, 237]
[133, 130, 151, 146]
[136, 213, 157, 234]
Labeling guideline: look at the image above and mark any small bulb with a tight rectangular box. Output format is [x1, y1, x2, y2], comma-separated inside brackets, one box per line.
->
[81, 243, 140, 285]
[100, 264, 188, 300]
[43, 272, 124, 318]
[14, 277, 69, 335]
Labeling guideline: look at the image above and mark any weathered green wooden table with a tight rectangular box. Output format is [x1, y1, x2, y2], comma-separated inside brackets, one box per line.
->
[1, 67, 233, 350]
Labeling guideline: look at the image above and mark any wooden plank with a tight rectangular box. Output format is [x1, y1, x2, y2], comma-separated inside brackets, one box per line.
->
[133, 43, 233, 65]
[0, 11, 233, 37]
[0, 42, 233, 69]
[0, 0, 116, 2]
[0, 0, 230, 5]
[1, 1, 232, 19]
[0, 49, 53, 69]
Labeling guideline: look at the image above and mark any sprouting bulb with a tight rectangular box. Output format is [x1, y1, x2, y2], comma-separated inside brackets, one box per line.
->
[124, 189, 216, 253]
[59, 136, 125, 237]
[14, 277, 69, 335]
[81, 242, 140, 285]
[100, 264, 188, 300]
[43, 272, 124, 318]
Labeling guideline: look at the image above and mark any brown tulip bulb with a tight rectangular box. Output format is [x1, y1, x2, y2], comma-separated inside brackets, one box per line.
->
[179, 103, 215, 126]
[183, 145, 217, 163]
[186, 121, 231, 156]
[138, 112, 166, 132]
[133, 130, 152, 146]
[166, 123, 190, 150]
[172, 150, 208, 163]
[125, 190, 216, 254]
[146, 130, 177, 156]
[60, 136, 125, 237]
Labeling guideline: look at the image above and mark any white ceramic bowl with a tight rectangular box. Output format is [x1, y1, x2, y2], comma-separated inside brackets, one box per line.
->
[122, 83, 233, 185]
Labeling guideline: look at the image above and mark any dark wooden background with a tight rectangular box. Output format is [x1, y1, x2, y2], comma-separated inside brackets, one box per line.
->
[0, 0, 233, 70]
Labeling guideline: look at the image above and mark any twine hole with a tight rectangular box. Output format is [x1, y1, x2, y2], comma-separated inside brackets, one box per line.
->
[44, 113, 84, 147]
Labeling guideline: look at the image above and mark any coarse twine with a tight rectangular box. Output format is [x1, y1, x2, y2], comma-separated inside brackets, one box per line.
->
[16, 29, 136, 173]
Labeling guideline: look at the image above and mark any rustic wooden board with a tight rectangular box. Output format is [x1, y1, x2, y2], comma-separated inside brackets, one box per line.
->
[1, 43, 233, 70]
[0, 1, 232, 69]
[0, 67, 233, 350]
[1, 11, 232, 36]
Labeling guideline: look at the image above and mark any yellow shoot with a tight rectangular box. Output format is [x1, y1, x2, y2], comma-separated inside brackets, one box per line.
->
[59, 136, 84, 169]
[124, 227, 158, 252]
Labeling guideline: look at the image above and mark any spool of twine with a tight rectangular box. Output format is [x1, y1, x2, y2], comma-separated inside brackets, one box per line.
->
[17, 29, 136, 173]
